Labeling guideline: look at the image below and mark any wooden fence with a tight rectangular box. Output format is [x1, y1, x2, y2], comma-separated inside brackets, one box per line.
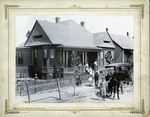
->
[16, 73, 90, 103]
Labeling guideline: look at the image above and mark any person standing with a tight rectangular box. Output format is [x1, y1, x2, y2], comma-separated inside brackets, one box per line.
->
[94, 60, 98, 71]
[88, 67, 93, 86]
[94, 71, 99, 87]
[84, 62, 89, 74]
[100, 77, 107, 101]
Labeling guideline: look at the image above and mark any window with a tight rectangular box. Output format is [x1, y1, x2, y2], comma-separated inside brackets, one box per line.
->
[49, 49, 54, 67]
[49, 49, 54, 58]
[43, 49, 47, 58]
[34, 50, 37, 67]
[43, 49, 48, 67]
[33, 35, 43, 39]
[34, 50, 37, 58]
[18, 51, 23, 65]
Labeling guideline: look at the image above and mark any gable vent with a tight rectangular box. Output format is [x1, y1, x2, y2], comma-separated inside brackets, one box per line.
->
[33, 35, 43, 39]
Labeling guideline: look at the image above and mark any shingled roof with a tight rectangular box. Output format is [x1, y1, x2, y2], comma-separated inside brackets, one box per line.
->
[35, 20, 97, 48]
[23, 19, 133, 51]
[109, 33, 133, 50]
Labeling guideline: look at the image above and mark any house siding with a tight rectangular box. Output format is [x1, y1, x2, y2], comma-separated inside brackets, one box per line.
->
[113, 42, 123, 63]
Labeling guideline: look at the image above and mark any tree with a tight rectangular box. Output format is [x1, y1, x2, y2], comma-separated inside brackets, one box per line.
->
[54, 51, 63, 78]
[71, 50, 79, 67]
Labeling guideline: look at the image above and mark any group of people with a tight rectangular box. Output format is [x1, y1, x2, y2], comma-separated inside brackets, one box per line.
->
[85, 62, 107, 101]
[76, 61, 132, 101]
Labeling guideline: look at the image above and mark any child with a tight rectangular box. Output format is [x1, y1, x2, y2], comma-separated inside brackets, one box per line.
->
[100, 77, 106, 101]
[84, 62, 89, 74]
[88, 74, 93, 86]
[88, 67, 93, 86]
[76, 74, 82, 86]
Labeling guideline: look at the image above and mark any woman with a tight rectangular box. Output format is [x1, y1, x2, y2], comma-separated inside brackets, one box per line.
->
[88, 67, 93, 86]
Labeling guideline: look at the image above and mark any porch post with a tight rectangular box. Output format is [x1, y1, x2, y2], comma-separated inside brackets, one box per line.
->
[122, 50, 124, 63]
[97, 52, 100, 66]
[63, 50, 65, 67]
[85, 52, 87, 63]
[103, 50, 105, 66]
[66, 51, 68, 67]
[82, 52, 84, 65]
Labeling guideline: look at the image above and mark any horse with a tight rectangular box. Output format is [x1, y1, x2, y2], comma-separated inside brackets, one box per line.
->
[105, 72, 113, 94]
[109, 68, 131, 100]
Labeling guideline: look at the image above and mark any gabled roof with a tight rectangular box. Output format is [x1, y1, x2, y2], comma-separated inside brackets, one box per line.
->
[93, 32, 115, 48]
[23, 19, 133, 51]
[36, 20, 96, 48]
[109, 33, 133, 50]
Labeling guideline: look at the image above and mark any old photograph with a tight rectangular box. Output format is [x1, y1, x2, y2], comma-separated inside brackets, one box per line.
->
[16, 16, 134, 103]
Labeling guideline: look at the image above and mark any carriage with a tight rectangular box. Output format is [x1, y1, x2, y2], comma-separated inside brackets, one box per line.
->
[105, 63, 130, 72]
[104, 63, 132, 99]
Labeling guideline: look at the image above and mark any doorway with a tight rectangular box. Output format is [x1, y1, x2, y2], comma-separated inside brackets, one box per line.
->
[87, 52, 97, 70]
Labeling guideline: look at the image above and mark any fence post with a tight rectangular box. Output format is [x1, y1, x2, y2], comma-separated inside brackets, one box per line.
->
[73, 74, 76, 96]
[34, 74, 38, 93]
[56, 78, 61, 100]
[26, 82, 31, 103]
[20, 82, 21, 96]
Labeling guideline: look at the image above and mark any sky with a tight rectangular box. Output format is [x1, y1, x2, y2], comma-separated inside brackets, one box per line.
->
[16, 16, 133, 47]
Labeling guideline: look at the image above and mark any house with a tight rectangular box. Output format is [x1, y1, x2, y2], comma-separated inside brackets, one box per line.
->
[16, 17, 133, 79]
[93, 28, 133, 66]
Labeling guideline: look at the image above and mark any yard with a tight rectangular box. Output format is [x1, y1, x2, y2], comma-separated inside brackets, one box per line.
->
[16, 76, 133, 103]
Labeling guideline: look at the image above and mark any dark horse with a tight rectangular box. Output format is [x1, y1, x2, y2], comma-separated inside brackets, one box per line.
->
[109, 67, 131, 100]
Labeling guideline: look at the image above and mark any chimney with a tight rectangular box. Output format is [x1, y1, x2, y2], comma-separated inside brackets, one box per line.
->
[80, 21, 85, 27]
[127, 32, 129, 37]
[106, 28, 108, 32]
[55, 17, 60, 23]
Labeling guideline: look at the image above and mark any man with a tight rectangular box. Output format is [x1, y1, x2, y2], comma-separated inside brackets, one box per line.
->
[94, 71, 99, 87]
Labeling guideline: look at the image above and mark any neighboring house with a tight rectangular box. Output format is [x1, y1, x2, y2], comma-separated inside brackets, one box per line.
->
[16, 17, 133, 79]
[93, 29, 133, 65]
[108, 31, 133, 63]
